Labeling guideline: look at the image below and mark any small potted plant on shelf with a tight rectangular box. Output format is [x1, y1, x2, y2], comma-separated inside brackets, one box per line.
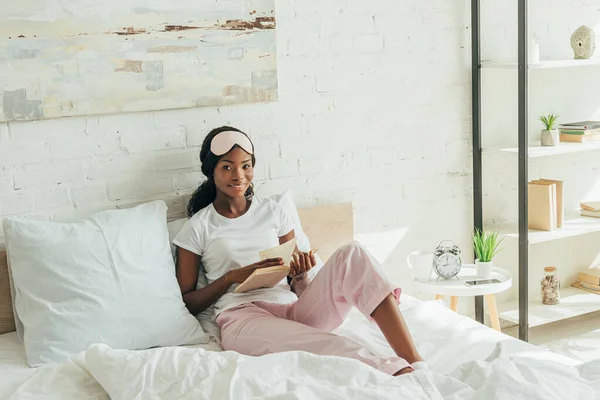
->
[473, 229, 504, 278]
[539, 113, 560, 146]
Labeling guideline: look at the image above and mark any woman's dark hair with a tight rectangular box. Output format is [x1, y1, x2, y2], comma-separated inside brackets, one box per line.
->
[186, 126, 256, 217]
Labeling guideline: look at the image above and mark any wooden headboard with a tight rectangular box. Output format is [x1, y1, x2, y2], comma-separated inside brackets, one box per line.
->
[0, 250, 14, 334]
[297, 202, 354, 262]
[0, 202, 354, 335]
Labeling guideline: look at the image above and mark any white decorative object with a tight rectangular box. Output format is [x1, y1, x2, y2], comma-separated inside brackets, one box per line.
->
[407, 250, 434, 282]
[475, 260, 493, 278]
[541, 129, 559, 146]
[539, 113, 560, 147]
[541, 266, 560, 305]
[571, 25, 596, 59]
[529, 36, 540, 63]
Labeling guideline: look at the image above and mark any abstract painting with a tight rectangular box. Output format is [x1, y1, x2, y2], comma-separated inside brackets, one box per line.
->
[0, 0, 277, 122]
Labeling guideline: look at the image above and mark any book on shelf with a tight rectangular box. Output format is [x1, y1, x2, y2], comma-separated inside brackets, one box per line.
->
[580, 200, 600, 218]
[233, 237, 296, 294]
[531, 179, 563, 228]
[578, 269, 600, 286]
[559, 128, 600, 135]
[528, 180, 558, 231]
[559, 121, 600, 130]
[581, 209, 600, 218]
[572, 281, 600, 295]
[559, 133, 600, 143]
[580, 201, 600, 212]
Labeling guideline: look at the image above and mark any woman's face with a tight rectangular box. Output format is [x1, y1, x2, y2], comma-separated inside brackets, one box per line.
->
[213, 146, 254, 199]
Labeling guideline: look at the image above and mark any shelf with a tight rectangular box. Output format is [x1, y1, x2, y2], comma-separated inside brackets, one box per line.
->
[482, 58, 600, 69]
[498, 287, 600, 328]
[484, 142, 600, 158]
[498, 217, 600, 244]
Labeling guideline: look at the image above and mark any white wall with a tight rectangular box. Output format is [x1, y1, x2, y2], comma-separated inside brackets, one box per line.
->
[0, 1, 475, 302]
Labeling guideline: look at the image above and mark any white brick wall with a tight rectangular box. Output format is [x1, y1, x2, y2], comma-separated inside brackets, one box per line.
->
[0, 0, 485, 303]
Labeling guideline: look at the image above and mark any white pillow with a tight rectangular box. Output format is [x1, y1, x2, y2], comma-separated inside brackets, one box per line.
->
[167, 218, 219, 338]
[167, 218, 188, 260]
[3, 200, 207, 367]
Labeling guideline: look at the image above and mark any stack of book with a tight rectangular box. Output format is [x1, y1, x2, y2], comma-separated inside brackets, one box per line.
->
[559, 121, 600, 143]
[580, 201, 600, 218]
[572, 269, 600, 295]
[528, 179, 564, 231]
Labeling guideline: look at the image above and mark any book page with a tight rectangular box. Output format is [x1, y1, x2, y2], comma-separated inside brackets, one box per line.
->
[232, 238, 298, 294]
[258, 237, 297, 266]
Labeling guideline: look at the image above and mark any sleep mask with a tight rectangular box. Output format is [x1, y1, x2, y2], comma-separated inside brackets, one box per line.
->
[210, 130, 254, 156]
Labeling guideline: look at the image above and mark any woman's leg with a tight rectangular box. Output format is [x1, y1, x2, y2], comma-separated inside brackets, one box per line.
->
[273, 241, 423, 366]
[371, 294, 423, 365]
[216, 303, 410, 376]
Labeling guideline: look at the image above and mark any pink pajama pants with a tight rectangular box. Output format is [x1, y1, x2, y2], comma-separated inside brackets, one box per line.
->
[216, 241, 411, 375]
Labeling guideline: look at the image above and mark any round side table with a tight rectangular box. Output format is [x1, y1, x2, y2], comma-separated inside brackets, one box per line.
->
[413, 264, 512, 331]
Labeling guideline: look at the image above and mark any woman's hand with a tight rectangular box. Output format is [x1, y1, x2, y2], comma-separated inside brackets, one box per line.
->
[225, 258, 284, 284]
[289, 251, 317, 280]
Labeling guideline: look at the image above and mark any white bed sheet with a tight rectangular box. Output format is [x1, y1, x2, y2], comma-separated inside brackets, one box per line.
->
[0, 331, 223, 399]
[0, 294, 590, 399]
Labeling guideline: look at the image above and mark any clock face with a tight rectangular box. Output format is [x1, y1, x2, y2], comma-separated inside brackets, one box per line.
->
[435, 253, 461, 278]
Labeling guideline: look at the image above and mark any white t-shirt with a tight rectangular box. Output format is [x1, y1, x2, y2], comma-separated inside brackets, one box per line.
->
[173, 196, 299, 318]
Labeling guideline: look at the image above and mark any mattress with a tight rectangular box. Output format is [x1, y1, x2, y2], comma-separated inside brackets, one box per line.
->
[0, 294, 588, 399]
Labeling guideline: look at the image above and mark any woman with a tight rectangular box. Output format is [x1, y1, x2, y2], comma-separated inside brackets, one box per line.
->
[174, 126, 425, 376]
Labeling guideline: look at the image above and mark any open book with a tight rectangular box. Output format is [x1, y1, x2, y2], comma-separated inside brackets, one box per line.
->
[233, 237, 297, 294]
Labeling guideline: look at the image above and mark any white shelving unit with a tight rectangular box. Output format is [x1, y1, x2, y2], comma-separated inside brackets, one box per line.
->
[484, 142, 600, 158]
[496, 217, 600, 244]
[482, 58, 600, 70]
[499, 287, 600, 328]
[481, 52, 600, 337]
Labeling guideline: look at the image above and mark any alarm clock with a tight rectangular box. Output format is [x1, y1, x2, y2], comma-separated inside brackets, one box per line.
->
[432, 240, 462, 279]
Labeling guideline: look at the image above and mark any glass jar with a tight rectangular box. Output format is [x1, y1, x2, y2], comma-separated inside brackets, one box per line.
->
[541, 266, 560, 305]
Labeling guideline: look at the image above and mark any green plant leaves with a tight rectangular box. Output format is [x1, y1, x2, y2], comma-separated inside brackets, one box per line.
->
[539, 113, 559, 130]
[473, 228, 504, 262]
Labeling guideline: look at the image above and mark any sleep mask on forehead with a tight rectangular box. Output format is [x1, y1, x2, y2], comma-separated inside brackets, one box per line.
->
[210, 130, 254, 156]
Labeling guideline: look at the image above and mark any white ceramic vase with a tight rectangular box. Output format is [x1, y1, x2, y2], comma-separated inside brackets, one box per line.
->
[541, 129, 559, 146]
[407, 250, 434, 282]
[529, 37, 540, 63]
[571, 25, 596, 60]
[476, 260, 493, 278]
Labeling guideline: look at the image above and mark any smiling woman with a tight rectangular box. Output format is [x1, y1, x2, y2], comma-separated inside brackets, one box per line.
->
[173, 126, 425, 377]
[186, 126, 256, 218]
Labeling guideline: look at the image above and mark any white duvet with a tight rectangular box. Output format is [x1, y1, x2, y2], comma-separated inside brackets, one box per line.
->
[3, 300, 600, 400]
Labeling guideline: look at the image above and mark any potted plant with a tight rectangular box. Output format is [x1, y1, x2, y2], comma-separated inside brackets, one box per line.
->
[539, 113, 560, 146]
[473, 229, 504, 278]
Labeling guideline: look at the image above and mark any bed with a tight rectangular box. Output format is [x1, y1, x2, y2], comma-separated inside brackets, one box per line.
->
[1, 202, 599, 399]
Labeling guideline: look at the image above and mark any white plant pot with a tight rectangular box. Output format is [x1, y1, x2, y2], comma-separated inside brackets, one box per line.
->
[476, 260, 493, 278]
[541, 129, 559, 146]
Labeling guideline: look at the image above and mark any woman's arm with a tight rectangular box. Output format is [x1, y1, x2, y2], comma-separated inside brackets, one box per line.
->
[176, 247, 285, 315]
[176, 247, 232, 315]
[279, 230, 315, 297]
